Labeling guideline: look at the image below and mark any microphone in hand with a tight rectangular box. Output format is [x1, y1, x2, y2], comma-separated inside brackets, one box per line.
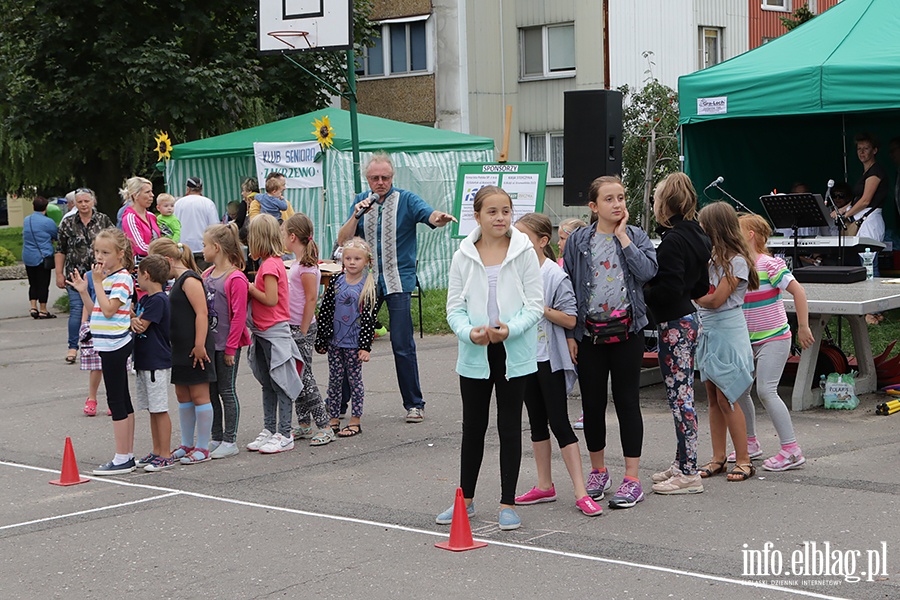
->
[354, 193, 380, 219]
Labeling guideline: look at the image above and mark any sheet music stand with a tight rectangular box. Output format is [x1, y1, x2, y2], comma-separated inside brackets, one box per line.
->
[760, 193, 834, 269]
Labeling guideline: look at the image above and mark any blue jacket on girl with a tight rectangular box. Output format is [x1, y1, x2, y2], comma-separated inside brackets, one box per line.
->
[562, 224, 658, 340]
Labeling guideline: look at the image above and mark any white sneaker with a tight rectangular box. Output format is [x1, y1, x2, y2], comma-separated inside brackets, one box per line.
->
[210, 442, 239, 459]
[246, 429, 273, 452]
[651, 464, 680, 483]
[651, 473, 704, 495]
[259, 433, 295, 454]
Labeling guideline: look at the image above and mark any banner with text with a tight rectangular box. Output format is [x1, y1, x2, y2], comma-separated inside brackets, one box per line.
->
[253, 141, 323, 189]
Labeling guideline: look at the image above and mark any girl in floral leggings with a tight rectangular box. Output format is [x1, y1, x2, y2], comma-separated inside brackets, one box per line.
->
[644, 173, 712, 495]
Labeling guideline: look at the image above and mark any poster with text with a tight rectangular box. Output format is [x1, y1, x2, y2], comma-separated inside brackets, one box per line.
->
[452, 163, 548, 238]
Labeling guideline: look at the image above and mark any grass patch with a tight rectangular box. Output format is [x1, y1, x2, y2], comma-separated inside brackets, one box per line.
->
[54, 294, 70, 313]
[828, 309, 900, 358]
[376, 288, 451, 336]
[0, 227, 24, 260]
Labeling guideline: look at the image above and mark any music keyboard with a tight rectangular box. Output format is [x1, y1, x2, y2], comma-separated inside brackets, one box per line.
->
[766, 236, 886, 251]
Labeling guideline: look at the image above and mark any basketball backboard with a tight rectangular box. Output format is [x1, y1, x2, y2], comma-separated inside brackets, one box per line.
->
[258, 0, 353, 54]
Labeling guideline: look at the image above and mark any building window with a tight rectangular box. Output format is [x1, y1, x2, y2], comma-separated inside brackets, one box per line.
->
[356, 16, 430, 78]
[520, 24, 575, 79]
[700, 27, 722, 69]
[524, 132, 564, 184]
[762, 0, 790, 10]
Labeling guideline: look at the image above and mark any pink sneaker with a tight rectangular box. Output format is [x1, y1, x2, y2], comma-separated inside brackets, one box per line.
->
[515, 485, 557, 505]
[576, 495, 603, 516]
[763, 450, 806, 471]
[727, 439, 763, 463]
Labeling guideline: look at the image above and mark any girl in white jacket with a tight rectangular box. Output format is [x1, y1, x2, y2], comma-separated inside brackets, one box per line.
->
[436, 186, 543, 531]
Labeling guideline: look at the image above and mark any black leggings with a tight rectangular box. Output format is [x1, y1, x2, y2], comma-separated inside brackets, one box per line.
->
[458, 343, 526, 506]
[25, 265, 51, 303]
[577, 334, 644, 457]
[100, 341, 134, 422]
[523, 361, 578, 447]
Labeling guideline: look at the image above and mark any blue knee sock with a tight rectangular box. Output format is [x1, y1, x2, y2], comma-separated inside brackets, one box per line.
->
[195, 404, 214, 452]
[179, 402, 196, 448]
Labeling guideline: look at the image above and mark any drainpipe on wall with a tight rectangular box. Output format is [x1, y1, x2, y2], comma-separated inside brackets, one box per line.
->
[603, 0, 610, 89]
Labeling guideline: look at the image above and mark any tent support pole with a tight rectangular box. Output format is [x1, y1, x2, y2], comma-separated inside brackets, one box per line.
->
[346, 49, 363, 194]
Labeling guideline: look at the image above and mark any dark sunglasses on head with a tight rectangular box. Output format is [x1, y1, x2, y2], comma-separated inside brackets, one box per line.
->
[75, 188, 94, 195]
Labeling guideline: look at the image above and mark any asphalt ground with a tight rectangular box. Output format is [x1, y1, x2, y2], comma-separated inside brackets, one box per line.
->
[1, 283, 898, 600]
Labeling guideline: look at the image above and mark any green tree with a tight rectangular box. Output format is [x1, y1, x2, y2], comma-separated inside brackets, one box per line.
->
[0, 0, 375, 214]
[619, 79, 680, 230]
[781, 3, 815, 31]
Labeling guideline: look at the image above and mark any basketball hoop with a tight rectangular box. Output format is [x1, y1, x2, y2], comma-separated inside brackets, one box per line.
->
[267, 30, 314, 50]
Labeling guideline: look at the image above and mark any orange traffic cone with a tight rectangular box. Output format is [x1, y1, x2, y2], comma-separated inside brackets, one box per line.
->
[49, 437, 89, 486]
[435, 488, 487, 552]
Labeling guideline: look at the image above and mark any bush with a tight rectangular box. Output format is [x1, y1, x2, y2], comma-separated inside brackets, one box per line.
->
[0, 246, 16, 267]
[0, 227, 24, 260]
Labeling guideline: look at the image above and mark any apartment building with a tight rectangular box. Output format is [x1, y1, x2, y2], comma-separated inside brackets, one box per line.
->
[351, 0, 839, 219]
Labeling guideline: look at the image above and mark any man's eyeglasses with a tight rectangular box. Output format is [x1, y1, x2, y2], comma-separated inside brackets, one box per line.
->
[367, 175, 392, 182]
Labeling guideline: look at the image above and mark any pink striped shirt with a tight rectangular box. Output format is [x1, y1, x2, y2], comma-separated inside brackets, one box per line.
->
[742, 254, 793, 345]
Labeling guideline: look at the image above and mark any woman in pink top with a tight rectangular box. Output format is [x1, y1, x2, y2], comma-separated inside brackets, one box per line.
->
[121, 177, 161, 262]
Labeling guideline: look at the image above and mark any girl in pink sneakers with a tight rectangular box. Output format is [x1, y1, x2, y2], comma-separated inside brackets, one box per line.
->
[513, 214, 601, 517]
[734, 214, 811, 472]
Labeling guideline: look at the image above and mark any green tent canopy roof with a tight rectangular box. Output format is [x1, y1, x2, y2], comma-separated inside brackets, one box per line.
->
[170, 107, 495, 160]
[679, 0, 900, 125]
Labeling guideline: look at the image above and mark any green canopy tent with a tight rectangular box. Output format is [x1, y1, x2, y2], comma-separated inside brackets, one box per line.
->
[678, 0, 900, 237]
[164, 107, 494, 289]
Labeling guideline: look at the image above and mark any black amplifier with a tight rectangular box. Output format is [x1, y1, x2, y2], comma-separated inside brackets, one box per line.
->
[792, 266, 866, 284]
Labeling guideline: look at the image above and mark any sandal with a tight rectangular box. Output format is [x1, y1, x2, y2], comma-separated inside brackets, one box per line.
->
[698, 460, 727, 478]
[38, 311, 57, 319]
[180, 448, 211, 465]
[338, 424, 362, 437]
[65, 353, 77, 364]
[330, 420, 341, 434]
[310, 427, 335, 446]
[727, 463, 756, 482]
[170, 445, 194, 460]
[83, 398, 97, 416]
[30, 308, 39, 319]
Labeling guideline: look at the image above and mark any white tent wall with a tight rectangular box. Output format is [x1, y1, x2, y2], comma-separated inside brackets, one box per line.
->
[164, 148, 492, 290]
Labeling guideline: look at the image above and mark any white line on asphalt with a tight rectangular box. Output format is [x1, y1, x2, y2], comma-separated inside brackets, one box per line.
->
[0, 461, 850, 600]
[0, 492, 181, 531]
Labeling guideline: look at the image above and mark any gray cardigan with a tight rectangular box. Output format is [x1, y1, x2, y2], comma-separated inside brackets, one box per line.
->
[562, 224, 658, 340]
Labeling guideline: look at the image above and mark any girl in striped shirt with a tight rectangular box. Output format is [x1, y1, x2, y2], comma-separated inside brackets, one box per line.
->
[69, 228, 137, 475]
[736, 214, 813, 472]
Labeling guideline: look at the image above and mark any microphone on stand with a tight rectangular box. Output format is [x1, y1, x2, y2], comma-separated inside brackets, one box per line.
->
[824, 179, 847, 230]
[709, 176, 755, 214]
[354, 192, 380, 219]
[704, 176, 724, 191]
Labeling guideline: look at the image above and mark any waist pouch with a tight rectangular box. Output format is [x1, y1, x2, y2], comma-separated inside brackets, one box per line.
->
[585, 308, 632, 345]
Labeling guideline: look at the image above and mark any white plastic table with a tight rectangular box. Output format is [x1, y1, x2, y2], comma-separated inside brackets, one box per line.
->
[782, 279, 900, 410]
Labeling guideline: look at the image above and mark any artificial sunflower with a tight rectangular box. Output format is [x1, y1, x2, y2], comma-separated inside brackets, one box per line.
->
[311, 116, 335, 149]
[154, 131, 172, 161]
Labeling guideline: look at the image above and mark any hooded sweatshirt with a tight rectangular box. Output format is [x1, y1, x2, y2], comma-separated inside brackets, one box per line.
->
[446, 225, 544, 380]
[645, 215, 712, 324]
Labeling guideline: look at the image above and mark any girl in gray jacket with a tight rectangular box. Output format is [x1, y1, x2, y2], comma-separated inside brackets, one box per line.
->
[563, 176, 658, 510]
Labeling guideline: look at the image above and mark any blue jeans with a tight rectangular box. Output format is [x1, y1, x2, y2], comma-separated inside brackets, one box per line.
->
[66, 286, 84, 350]
[383, 292, 424, 410]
